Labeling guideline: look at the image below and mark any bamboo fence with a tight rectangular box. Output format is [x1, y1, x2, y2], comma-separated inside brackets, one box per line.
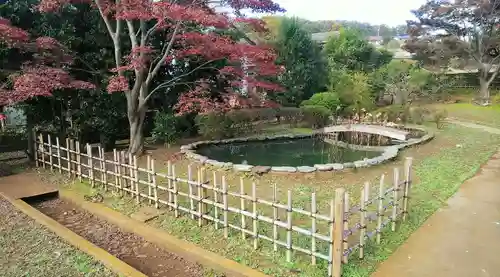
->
[35, 133, 413, 277]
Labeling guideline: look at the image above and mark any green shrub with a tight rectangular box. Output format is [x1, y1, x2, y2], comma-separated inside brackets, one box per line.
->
[195, 112, 233, 140]
[375, 105, 410, 123]
[300, 105, 331, 128]
[300, 92, 341, 112]
[226, 110, 254, 136]
[430, 108, 448, 129]
[151, 112, 181, 145]
[276, 107, 302, 126]
[409, 107, 429, 125]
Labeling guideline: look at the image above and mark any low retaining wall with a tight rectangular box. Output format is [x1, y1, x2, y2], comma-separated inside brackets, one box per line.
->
[181, 126, 434, 174]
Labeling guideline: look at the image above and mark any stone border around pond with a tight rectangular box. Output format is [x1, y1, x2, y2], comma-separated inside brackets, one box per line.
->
[180, 126, 434, 174]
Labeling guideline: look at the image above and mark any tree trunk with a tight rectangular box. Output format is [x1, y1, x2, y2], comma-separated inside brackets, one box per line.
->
[128, 106, 146, 155]
[479, 75, 491, 105]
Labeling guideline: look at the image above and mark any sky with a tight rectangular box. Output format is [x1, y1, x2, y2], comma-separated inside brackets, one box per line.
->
[272, 0, 428, 26]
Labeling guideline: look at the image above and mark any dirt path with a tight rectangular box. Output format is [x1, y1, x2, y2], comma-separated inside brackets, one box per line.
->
[446, 118, 500, 134]
[0, 171, 58, 199]
[33, 198, 205, 277]
[371, 122, 500, 277]
[0, 196, 116, 277]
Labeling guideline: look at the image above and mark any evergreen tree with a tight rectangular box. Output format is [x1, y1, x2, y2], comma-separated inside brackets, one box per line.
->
[273, 17, 327, 106]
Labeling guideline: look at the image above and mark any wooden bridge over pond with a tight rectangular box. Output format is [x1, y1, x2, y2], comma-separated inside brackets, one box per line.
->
[318, 124, 410, 141]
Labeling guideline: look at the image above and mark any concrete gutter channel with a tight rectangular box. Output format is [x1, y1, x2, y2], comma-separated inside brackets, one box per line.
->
[1, 190, 268, 277]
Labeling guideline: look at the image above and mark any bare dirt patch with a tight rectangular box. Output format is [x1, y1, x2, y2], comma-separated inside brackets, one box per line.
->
[33, 198, 205, 277]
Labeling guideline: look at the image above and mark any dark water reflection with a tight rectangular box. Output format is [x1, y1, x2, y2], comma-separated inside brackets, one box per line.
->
[196, 138, 381, 167]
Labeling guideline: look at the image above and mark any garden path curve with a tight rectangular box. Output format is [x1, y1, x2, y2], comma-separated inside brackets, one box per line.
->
[371, 121, 500, 277]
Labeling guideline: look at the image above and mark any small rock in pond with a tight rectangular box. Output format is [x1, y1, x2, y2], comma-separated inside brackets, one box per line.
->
[343, 162, 355, 168]
[271, 166, 298, 173]
[354, 161, 368, 168]
[331, 163, 344, 170]
[314, 164, 333, 171]
[233, 164, 253, 172]
[252, 166, 271, 174]
[297, 166, 316, 173]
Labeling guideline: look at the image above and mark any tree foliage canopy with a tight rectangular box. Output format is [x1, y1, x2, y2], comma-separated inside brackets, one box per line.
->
[324, 29, 393, 73]
[272, 17, 327, 106]
[405, 0, 500, 101]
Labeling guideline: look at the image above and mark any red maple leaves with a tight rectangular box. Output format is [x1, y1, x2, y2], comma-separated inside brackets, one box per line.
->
[34, 0, 285, 114]
[0, 17, 95, 106]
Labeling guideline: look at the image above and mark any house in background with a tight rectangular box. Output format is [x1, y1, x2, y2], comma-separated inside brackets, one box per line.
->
[311, 31, 340, 46]
[366, 36, 383, 45]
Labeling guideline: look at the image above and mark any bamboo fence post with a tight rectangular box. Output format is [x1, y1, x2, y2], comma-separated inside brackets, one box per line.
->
[200, 167, 208, 224]
[328, 199, 335, 277]
[134, 156, 139, 203]
[128, 153, 134, 194]
[222, 175, 229, 238]
[121, 151, 127, 192]
[200, 168, 207, 225]
[359, 182, 369, 259]
[342, 192, 350, 264]
[391, 167, 400, 231]
[402, 157, 413, 221]
[39, 133, 45, 168]
[286, 190, 293, 263]
[76, 141, 82, 180]
[272, 183, 278, 251]
[101, 147, 108, 191]
[240, 178, 247, 240]
[151, 159, 158, 208]
[116, 150, 123, 194]
[34, 132, 39, 168]
[56, 137, 61, 173]
[113, 149, 119, 191]
[147, 155, 152, 204]
[252, 182, 258, 250]
[188, 164, 195, 219]
[48, 134, 53, 171]
[172, 164, 179, 217]
[68, 139, 73, 176]
[332, 188, 345, 277]
[87, 144, 94, 187]
[97, 146, 103, 188]
[197, 168, 203, 226]
[213, 172, 219, 229]
[167, 160, 173, 210]
[311, 191, 317, 265]
[377, 174, 385, 244]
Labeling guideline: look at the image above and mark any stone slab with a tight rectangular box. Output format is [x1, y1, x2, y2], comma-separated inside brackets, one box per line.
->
[130, 206, 166, 223]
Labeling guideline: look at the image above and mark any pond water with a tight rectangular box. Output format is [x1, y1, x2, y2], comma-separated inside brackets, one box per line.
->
[196, 138, 382, 167]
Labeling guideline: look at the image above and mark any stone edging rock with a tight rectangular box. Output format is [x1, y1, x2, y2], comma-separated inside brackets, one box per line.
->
[180, 126, 434, 174]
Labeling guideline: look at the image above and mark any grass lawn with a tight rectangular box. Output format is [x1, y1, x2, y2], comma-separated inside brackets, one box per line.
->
[430, 102, 500, 128]
[0, 197, 116, 277]
[38, 120, 500, 277]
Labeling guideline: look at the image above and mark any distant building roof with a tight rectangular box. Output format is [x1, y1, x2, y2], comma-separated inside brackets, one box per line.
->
[311, 31, 339, 44]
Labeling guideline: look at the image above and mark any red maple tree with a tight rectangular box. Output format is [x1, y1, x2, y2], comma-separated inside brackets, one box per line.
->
[38, 0, 285, 154]
[0, 17, 95, 106]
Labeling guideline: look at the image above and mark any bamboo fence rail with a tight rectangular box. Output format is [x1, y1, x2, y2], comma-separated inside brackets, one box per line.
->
[35, 133, 413, 277]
